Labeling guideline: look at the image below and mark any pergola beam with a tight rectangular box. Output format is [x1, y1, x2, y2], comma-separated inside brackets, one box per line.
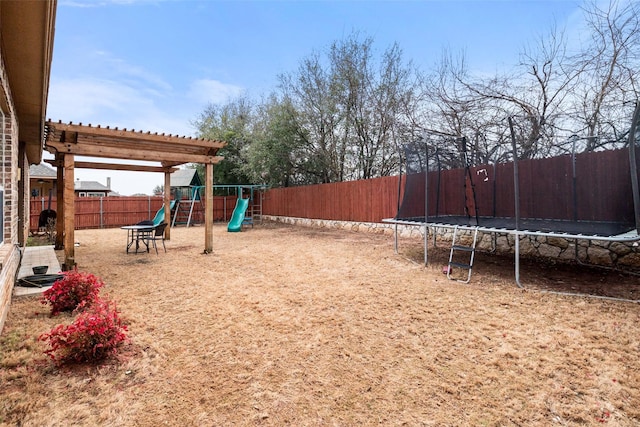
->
[45, 159, 179, 173]
[46, 140, 224, 164]
[66, 135, 218, 154]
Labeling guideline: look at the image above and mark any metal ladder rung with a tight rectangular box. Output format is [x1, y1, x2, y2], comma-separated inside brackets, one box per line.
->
[449, 261, 472, 269]
[447, 226, 479, 284]
[452, 245, 474, 252]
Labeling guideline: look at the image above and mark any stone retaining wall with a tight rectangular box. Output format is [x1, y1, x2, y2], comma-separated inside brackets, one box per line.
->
[264, 215, 640, 270]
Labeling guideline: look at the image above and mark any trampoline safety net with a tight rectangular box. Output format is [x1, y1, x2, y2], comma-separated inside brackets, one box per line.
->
[396, 106, 640, 238]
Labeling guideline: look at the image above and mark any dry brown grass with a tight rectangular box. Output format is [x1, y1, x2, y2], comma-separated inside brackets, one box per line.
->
[1, 223, 639, 426]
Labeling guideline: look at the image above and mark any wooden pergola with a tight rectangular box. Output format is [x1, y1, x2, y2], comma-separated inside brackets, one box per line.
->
[44, 120, 226, 269]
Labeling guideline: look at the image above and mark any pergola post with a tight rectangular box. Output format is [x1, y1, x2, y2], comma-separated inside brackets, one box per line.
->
[63, 154, 75, 270]
[164, 171, 171, 240]
[55, 153, 64, 250]
[204, 162, 213, 253]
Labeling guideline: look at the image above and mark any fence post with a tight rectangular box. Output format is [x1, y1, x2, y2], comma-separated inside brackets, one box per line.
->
[148, 195, 151, 219]
[100, 197, 104, 229]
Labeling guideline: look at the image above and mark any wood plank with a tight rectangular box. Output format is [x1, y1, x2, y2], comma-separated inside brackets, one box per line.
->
[55, 154, 64, 249]
[75, 161, 178, 173]
[46, 121, 226, 149]
[45, 159, 179, 173]
[63, 154, 75, 270]
[45, 140, 224, 164]
[161, 161, 184, 168]
[164, 172, 171, 241]
[205, 163, 213, 253]
[72, 135, 211, 154]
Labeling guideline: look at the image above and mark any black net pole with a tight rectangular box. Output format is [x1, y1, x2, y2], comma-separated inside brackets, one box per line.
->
[508, 116, 523, 287]
[492, 161, 497, 217]
[435, 148, 441, 218]
[508, 117, 520, 231]
[396, 147, 403, 219]
[571, 136, 578, 222]
[461, 136, 479, 225]
[424, 142, 429, 265]
[628, 102, 640, 234]
[394, 146, 404, 254]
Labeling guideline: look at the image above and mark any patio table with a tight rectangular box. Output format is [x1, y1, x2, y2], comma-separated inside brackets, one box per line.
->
[121, 224, 154, 253]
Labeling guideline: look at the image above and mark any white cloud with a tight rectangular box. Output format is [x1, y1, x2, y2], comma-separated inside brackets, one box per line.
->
[48, 78, 140, 119]
[46, 48, 243, 194]
[45, 76, 195, 195]
[92, 50, 173, 93]
[48, 52, 244, 136]
[47, 77, 193, 134]
[187, 79, 244, 105]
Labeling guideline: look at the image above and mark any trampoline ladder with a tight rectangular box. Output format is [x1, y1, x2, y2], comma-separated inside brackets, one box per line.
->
[447, 226, 479, 284]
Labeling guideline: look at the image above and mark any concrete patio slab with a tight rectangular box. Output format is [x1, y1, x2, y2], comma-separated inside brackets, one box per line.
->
[14, 245, 62, 297]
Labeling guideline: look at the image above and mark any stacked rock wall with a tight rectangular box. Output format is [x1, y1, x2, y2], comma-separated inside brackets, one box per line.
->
[264, 215, 640, 270]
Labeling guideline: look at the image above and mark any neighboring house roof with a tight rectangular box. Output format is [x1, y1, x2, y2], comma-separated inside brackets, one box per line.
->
[170, 168, 202, 187]
[29, 163, 57, 179]
[74, 181, 110, 192]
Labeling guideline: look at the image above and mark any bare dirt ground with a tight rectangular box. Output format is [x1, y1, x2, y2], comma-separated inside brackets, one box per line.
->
[1, 222, 639, 426]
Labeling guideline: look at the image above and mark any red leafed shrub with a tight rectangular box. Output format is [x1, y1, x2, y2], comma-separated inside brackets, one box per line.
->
[39, 298, 128, 365]
[41, 270, 104, 315]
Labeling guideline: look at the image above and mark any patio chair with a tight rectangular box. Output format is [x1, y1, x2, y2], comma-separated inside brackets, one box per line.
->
[148, 222, 168, 254]
[135, 220, 155, 252]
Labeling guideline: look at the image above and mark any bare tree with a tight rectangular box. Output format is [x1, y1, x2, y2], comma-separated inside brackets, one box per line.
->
[419, 50, 496, 167]
[462, 24, 578, 160]
[571, 0, 640, 150]
[278, 34, 417, 182]
[192, 2, 640, 188]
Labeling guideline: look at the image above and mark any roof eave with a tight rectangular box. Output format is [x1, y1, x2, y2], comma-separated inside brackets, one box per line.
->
[1, 1, 57, 164]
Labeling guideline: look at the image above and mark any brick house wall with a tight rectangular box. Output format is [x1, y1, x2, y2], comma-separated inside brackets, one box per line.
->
[0, 52, 25, 333]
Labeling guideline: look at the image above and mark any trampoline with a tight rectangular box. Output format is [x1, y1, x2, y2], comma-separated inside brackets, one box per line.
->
[384, 102, 640, 291]
[392, 216, 637, 240]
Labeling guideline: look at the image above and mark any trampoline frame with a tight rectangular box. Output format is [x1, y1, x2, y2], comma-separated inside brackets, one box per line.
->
[384, 103, 640, 295]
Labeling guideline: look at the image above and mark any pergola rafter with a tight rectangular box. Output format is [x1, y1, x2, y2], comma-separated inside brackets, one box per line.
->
[44, 120, 226, 269]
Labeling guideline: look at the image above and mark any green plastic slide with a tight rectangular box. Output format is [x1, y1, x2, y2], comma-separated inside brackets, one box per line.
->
[227, 198, 249, 232]
[152, 200, 176, 225]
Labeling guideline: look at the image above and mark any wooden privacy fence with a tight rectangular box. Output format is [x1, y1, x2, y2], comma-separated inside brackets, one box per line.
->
[261, 147, 636, 226]
[262, 175, 403, 223]
[31, 147, 633, 231]
[397, 147, 636, 224]
[30, 196, 239, 231]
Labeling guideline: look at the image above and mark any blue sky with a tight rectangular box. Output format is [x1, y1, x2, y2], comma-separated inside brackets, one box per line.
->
[46, 0, 587, 195]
